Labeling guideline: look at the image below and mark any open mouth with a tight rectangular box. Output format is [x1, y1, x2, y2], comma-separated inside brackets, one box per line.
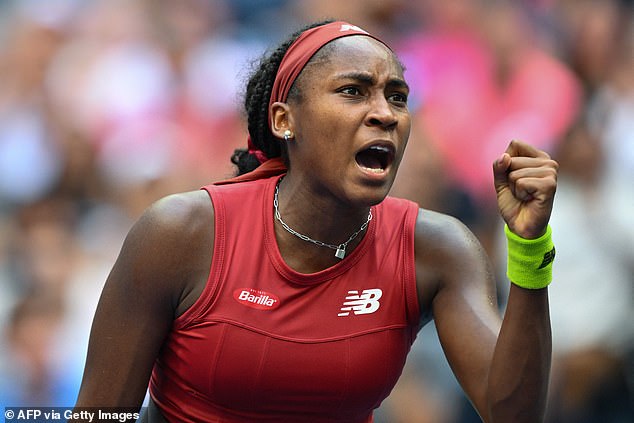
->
[355, 144, 395, 174]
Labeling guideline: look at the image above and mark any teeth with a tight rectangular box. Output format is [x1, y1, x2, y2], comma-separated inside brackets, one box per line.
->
[361, 166, 385, 173]
[369, 146, 390, 153]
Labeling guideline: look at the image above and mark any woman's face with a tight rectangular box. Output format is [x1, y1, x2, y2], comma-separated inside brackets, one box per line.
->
[283, 36, 411, 207]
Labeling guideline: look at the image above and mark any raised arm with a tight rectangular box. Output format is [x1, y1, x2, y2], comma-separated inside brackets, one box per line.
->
[74, 190, 214, 410]
[415, 140, 557, 422]
[487, 140, 557, 421]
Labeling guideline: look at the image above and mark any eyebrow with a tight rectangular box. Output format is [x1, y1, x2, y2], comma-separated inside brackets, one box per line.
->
[333, 71, 410, 91]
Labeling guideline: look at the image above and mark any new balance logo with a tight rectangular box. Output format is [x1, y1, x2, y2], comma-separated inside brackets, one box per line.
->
[538, 247, 556, 269]
[340, 24, 369, 34]
[338, 289, 382, 317]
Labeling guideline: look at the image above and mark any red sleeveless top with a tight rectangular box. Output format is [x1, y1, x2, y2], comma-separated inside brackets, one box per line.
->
[149, 175, 420, 422]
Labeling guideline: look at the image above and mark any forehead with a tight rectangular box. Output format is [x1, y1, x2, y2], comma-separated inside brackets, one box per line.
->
[304, 36, 405, 82]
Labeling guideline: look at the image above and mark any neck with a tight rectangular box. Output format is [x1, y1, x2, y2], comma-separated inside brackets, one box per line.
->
[274, 176, 372, 271]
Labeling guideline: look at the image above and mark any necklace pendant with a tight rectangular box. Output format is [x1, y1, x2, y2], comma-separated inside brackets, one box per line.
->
[335, 246, 346, 259]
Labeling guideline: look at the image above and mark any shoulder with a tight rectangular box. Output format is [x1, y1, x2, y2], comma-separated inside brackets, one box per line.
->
[122, 190, 214, 263]
[413, 208, 494, 315]
[137, 189, 214, 239]
[414, 208, 484, 254]
[130, 188, 214, 268]
[115, 190, 214, 307]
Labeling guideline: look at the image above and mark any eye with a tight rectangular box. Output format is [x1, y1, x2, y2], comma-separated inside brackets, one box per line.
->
[388, 92, 408, 105]
[339, 86, 362, 96]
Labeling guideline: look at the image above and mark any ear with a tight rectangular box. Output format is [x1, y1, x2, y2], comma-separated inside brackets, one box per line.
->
[270, 101, 294, 140]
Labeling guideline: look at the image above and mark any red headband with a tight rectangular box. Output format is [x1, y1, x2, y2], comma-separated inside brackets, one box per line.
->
[247, 21, 389, 164]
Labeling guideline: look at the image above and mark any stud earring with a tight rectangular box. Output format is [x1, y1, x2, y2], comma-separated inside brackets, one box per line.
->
[283, 130, 293, 142]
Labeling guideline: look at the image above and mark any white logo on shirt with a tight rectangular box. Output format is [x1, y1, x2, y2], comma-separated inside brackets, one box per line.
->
[338, 289, 382, 317]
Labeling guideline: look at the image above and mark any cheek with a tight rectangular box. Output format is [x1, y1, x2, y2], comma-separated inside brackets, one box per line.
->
[402, 124, 412, 147]
[396, 111, 411, 139]
[296, 107, 353, 148]
[394, 117, 412, 163]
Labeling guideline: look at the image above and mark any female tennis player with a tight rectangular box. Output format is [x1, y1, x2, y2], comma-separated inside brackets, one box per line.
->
[75, 20, 557, 423]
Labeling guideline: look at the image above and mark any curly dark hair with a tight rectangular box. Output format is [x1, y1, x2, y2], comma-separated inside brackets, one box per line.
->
[231, 20, 334, 175]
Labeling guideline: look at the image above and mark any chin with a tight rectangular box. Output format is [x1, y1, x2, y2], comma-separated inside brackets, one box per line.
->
[348, 180, 394, 207]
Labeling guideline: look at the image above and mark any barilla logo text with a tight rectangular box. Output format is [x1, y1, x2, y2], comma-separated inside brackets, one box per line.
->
[233, 288, 280, 310]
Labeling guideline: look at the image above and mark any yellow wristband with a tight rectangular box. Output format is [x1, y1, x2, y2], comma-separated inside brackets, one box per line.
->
[505, 224, 555, 290]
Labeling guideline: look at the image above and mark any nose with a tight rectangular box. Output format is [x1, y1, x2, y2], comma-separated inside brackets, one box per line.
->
[366, 96, 398, 130]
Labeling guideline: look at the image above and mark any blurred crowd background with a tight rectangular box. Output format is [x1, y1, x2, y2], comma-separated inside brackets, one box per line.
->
[0, 0, 632, 421]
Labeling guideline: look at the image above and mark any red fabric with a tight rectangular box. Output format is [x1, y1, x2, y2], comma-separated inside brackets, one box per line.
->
[149, 175, 420, 422]
[247, 135, 270, 164]
[269, 21, 388, 112]
[213, 157, 287, 185]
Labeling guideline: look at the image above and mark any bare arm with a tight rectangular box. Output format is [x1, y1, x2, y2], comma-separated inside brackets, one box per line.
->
[416, 140, 556, 422]
[74, 190, 214, 409]
[415, 211, 502, 420]
[486, 140, 557, 421]
[487, 284, 550, 422]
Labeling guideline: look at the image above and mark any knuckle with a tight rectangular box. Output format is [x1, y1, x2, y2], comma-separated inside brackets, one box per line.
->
[543, 158, 557, 167]
[514, 177, 527, 189]
[508, 171, 520, 184]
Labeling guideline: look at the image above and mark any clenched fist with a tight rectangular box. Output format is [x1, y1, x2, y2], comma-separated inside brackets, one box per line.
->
[493, 140, 559, 239]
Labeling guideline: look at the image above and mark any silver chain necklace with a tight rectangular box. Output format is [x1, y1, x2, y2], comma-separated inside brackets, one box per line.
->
[273, 180, 372, 259]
